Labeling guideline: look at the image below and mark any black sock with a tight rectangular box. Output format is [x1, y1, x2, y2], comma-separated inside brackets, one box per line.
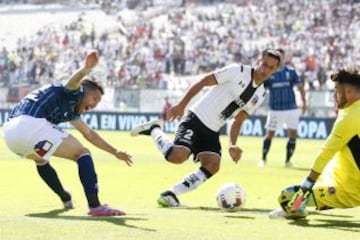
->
[286, 138, 296, 163]
[199, 166, 213, 179]
[77, 154, 100, 208]
[36, 162, 69, 202]
[262, 138, 272, 161]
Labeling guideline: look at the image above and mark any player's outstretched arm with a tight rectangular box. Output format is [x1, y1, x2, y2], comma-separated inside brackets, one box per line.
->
[71, 119, 133, 166]
[66, 50, 99, 90]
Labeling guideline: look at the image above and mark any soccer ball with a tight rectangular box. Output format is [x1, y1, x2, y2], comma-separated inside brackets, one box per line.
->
[216, 182, 246, 212]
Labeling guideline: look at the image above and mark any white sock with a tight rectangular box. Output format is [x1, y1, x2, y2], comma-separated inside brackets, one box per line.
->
[151, 127, 174, 156]
[169, 167, 211, 195]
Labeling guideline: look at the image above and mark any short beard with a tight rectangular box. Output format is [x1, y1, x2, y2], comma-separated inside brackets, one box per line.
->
[74, 104, 81, 114]
[337, 98, 347, 109]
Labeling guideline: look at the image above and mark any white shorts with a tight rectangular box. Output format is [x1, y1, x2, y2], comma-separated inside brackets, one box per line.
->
[2, 115, 68, 160]
[265, 109, 300, 131]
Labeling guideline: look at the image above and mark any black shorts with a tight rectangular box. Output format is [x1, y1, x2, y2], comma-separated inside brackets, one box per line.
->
[174, 112, 221, 162]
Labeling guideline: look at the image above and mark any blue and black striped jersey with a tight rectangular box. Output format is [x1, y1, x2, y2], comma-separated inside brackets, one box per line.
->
[9, 83, 84, 124]
[264, 65, 302, 110]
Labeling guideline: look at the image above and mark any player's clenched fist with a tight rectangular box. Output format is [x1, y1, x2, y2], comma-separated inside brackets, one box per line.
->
[228, 145, 243, 163]
[85, 50, 99, 69]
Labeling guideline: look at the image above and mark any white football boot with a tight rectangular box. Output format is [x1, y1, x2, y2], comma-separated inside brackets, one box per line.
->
[269, 208, 308, 219]
[157, 191, 185, 208]
[130, 119, 161, 136]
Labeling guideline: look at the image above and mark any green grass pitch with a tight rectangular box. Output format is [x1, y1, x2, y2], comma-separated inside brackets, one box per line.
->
[0, 129, 359, 240]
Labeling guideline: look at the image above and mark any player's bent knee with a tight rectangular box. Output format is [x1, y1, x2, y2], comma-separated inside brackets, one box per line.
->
[27, 154, 47, 165]
[266, 131, 275, 138]
[200, 158, 220, 174]
[166, 151, 188, 164]
[77, 147, 91, 156]
[203, 162, 220, 175]
[71, 147, 91, 161]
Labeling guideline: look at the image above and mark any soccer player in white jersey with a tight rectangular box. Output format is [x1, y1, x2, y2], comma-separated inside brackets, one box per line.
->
[269, 66, 360, 219]
[3, 50, 133, 216]
[131, 49, 283, 207]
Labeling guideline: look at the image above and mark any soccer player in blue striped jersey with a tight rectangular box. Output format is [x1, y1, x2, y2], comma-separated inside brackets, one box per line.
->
[259, 49, 306, 168]
[3, 50, 133, 216]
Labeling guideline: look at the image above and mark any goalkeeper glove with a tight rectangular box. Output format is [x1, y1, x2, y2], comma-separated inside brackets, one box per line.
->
[287, 177, 315, 213]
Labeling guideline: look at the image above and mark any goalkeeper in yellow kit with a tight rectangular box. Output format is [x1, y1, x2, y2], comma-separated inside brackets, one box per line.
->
[270, 66, 360, 219]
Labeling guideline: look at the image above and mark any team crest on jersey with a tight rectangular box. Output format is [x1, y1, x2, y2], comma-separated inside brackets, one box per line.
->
[251, 95, 259, 105]
[328, 187, 336, 195]
[34, 140, 53, 157]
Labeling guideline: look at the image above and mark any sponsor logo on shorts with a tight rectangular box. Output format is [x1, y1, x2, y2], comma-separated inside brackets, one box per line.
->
[34, 140, 53, 157]
[52, 125, 64, 132]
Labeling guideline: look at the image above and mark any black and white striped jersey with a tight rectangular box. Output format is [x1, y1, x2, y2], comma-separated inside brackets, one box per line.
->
[189, 63, 266, 132]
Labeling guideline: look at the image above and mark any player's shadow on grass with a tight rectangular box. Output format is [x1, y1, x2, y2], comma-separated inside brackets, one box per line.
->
[288, 212, 360, 232]
[183, 206, 272, 213]
[179, 206, 273, 220]
[26, 209, 156, 232]
[290, 167, 311, 171]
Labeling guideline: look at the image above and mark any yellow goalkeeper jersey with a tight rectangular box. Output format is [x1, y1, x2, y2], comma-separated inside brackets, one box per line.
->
[312, 100, 360, 208]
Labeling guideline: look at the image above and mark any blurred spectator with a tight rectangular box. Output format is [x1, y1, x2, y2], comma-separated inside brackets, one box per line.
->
[1, 0, 359, 91]
[160, 96, 172, 127]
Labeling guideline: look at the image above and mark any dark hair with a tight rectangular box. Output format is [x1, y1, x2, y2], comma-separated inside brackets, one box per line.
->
[276, 48, 285, 55]
[331, 66, 360, 89]
[262, 48, 283, 66]
[81, 78, 104, 95]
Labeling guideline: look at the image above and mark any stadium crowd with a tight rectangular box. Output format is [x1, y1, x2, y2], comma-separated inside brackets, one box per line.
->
[0, 0, 359, 91]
